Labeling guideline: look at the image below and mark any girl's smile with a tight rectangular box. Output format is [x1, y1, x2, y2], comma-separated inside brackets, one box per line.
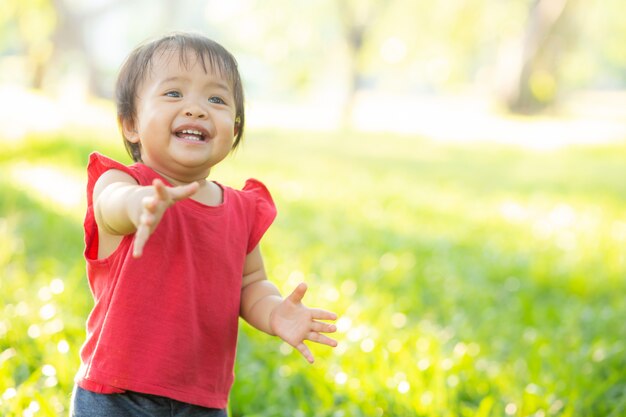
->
[174, 123, 212, 143]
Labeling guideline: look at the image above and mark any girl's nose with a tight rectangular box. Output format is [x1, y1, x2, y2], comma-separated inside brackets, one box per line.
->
[185, 111, 205, 118]
[184, 101, 208, 119]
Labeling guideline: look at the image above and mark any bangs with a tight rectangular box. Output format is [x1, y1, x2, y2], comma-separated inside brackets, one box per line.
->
[153, 38, 239, 86]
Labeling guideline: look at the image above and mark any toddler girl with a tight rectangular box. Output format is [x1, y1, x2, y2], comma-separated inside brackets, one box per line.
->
[71, 31, 338, 417]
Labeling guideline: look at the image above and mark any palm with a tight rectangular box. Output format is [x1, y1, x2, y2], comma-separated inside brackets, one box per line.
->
[271, 300, 314, 346]
[270, 283, 338, 363]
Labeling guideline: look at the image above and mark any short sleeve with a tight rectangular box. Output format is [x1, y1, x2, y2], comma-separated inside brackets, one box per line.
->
[243, 179, 277, 253]
[84, 152, 141, 261]
[85, 152, 141, 207]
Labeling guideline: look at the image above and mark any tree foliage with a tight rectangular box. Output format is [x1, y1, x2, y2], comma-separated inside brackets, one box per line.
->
[1, 0, 625, 115]
[0, 0, 56, 88]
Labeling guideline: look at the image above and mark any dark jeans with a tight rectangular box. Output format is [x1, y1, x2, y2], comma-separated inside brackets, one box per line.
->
[70, 386, 228, 417]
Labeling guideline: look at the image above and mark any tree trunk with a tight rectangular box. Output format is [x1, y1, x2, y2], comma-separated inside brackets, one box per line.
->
[500, 0, 575, 114]
[50, 0, 133, 97]
[336, 0, 391, 128]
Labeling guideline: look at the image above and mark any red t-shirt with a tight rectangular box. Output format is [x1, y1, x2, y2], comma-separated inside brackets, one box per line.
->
[76, 152, 277, 409]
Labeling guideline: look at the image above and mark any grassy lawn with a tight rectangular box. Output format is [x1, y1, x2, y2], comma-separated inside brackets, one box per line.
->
[1, 128, 625, 416]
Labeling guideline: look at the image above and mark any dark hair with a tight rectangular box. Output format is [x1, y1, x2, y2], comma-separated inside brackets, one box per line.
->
[115, 32, 245, 162]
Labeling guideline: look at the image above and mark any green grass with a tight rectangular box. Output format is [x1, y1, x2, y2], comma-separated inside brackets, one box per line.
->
[1, 129, 625, 416]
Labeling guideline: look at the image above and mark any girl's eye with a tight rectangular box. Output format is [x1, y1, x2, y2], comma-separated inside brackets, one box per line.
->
[208, 96, 226, 105]
[165, 91, 181, 98]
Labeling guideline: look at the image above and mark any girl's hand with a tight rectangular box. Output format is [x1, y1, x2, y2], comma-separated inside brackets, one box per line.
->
[133, 179, 198, 258]
[270, 282, 338, 363]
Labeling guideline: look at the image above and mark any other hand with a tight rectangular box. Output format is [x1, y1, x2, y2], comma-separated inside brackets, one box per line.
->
[270, 282, 338, 363]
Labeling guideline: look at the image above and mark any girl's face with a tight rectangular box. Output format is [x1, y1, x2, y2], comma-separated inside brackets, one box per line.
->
[123, 49, 237, 184]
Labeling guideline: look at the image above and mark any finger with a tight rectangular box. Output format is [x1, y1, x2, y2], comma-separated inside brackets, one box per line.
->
[133, 224, 149, 258]
[307, 332, 338, 348]
[139, 210, 155, 227]
[311, 321, 337, 334]
[133, 208, 155, 257]
[296, 342, 314, 364]
[309, 308, 338, 321]
[176, 182, 200, 200]
[170, 182, 199, 201]
[286, 282, 307, 304]
[142, 196, 157, 213]
[152, 179, 169, 202]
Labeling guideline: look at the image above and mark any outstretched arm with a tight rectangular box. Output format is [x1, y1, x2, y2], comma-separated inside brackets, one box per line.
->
[93, 169, 198, 257]
[240, 246, 338, 363]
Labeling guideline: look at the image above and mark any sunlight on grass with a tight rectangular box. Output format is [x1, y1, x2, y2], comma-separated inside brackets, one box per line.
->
[0, 86, 117, 142]
[1, 102, 625, 415]
[350, 92, 626, 149]
[2, 86, 625, 151]
[8, 163, 85, 220]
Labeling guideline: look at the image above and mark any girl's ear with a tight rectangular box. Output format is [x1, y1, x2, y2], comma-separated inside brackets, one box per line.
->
[233, 116, 241, 136]
[121, 117, 140, 143]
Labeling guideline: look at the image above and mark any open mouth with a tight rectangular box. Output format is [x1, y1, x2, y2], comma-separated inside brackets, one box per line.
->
[175, 129, 206, 142]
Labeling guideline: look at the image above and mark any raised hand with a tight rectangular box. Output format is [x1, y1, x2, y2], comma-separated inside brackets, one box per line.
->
[270, 282, 338, 363]
[133, 178, 199, 258]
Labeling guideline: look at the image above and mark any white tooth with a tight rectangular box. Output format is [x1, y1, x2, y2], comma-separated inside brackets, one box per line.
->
[181, 129, 202, 135]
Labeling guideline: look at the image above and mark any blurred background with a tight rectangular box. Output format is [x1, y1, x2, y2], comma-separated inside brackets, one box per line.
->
[2, 0, 626, 141]
[1, 0, 625, 416]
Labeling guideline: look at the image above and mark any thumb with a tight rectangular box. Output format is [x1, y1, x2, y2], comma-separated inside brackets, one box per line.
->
[287, 282, 308, 304]
[170, 181, 200, 201]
